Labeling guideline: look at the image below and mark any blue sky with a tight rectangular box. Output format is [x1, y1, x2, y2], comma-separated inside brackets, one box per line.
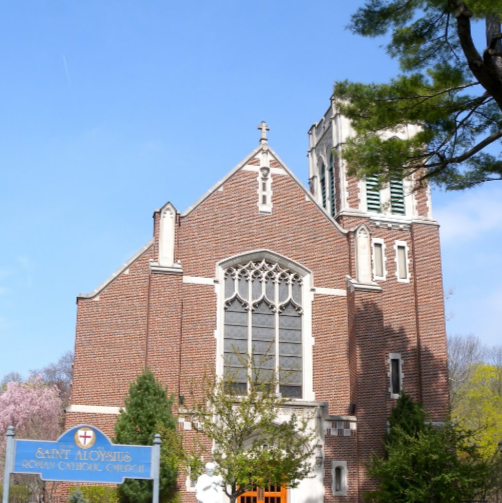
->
[1, 1, 500, 378]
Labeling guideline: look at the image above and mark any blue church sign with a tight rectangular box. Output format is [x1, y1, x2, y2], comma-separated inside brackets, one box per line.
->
[3, 425, 161, 503]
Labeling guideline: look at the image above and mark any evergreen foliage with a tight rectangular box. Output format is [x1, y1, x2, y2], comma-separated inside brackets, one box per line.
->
[366, 391, 494, 502]
[68, 489, 88, 503]
[188, 359, 317, 503]
[114, 368, 178, 503]
[387, 390, 428, 444]
[335, 0, 502, 191]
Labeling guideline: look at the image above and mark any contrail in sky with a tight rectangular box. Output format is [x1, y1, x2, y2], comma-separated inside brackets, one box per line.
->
[63, 55, 72, 85]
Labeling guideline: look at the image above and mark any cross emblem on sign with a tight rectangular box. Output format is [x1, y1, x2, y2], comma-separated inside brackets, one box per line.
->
[75, 427, 95, 448]
[79, 430, 92, 445]
[257, 121, 270, 144]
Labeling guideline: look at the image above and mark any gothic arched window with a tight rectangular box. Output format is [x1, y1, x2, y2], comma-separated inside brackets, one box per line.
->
[320, 163, 327, 209]
[223, 259, 303, 398]
[328, 154, 336, 217]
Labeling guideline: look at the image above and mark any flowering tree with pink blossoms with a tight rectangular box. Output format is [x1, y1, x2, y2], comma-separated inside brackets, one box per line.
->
[0, 377, 62, 501]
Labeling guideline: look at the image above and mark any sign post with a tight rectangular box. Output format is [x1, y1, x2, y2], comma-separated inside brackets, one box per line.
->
[2, 426, 15, 503]
[3, 425, 161, 503]
[152, 434, 161, 503]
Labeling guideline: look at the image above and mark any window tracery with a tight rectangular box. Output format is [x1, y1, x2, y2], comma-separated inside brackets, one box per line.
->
[223, 259, 303, 398]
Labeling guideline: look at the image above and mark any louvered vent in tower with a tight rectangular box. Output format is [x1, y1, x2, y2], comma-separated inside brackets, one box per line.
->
[365, 176, 381, 213]
[390, 178, 405, 215]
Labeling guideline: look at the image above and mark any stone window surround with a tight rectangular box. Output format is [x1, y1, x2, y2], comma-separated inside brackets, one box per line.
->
[331, 460, 348, 496]
[371, 237, 387, 281]
[388, 352, 403, 399]
[215, 250, 315, 402]
[257, 166, 273, 214]
[394, 240, 410, 283]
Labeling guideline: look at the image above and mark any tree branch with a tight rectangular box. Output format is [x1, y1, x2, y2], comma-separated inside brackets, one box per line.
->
[451, 1, 502, 108]
[426, 129, 502, 169]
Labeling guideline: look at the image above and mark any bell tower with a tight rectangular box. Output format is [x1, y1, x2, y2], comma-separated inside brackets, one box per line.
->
[307, 96, 432, 229]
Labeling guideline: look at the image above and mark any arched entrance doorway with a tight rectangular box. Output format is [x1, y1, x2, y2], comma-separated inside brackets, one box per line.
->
[238, 485, 287, 503]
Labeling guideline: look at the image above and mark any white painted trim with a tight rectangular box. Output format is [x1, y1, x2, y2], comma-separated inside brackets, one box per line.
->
[159, 203, 176, 267]
[380, 183, 391, 215]
[216, 252, 315, 402]
[183, 276, 215, 285]
[371, 238, 387, 281]
[242, 166, 286, 175]
[327, 415, 357, 422]
[185, 473, 197, 492]
[355, 225, 372, 284]
[387, 353, 404, 399]
[150, 262, 183, 275]
[257, 161, 273, 213]
[312, 287, 346, 297]
[346, 276, 382, 293]
[394, 240, 411, 283]
[181, 144, 348, 236]
[182, 145, 262, 217]
[357, 177, 367, 212]
[78, 240, 154, 299]
[331, 461, 348, 496]
[404, 177, 415, 217]
[217, 249, 312, 278]
[66, 404, 121, 415]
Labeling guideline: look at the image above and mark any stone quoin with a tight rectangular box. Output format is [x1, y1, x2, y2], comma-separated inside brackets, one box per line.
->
[65, 99, 449, 503]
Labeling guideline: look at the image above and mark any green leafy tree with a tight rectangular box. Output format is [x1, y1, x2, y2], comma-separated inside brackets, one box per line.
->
[452, 363, 502, 458]
[366, 391, 494, 502]
[114, 368, 178, 503]
[187, 362, 317, 503]
[69, 486, 118, 503]
[335, 0, 502, 191]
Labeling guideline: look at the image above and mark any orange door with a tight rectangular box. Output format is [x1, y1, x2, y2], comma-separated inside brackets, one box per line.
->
[238, 485, 287, 503]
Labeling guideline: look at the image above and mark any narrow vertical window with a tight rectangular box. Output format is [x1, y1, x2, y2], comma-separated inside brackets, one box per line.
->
[397, 247, 406, 279]
[258, 167, 272, 213]
[335, 467, 342, 492]
[365, 175, 381, 213]
[332, 461, 347, 496]
[374, 242, 384, 279]
[388, 353, 402, 398]
[391, 359, 400, 394]
[390, 178, 405, 215]
[320, 163, 327, 209]
[328, 154, 336, 217]
[394, 241, 409, 282]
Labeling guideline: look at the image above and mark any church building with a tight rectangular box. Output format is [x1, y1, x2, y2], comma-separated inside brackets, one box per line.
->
[65, 97, 449, 503]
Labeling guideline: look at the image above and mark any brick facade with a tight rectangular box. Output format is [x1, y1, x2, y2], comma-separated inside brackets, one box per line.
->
[66, 122, 449, 503]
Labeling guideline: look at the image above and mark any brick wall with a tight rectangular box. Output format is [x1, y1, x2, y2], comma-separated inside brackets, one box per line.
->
[66, 151, 448, 503]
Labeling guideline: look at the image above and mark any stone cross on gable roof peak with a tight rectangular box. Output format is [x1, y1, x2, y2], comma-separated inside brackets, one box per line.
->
[257, 121, 270, 144]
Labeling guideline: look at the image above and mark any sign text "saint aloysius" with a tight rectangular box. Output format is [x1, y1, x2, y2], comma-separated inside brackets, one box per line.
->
[13, 425, 153, 483]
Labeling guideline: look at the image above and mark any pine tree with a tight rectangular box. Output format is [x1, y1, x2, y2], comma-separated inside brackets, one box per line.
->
[387, 391, 428, 445]
[114, 368, 178, 503]
[366, 391, 494, 502]
[335, 0, 502, 191]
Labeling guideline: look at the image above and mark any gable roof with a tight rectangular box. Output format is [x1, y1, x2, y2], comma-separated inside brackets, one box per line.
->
[180, 143, 347, 235]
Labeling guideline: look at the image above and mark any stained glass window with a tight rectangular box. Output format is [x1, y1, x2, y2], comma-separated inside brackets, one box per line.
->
[223, 259, 303, 398]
